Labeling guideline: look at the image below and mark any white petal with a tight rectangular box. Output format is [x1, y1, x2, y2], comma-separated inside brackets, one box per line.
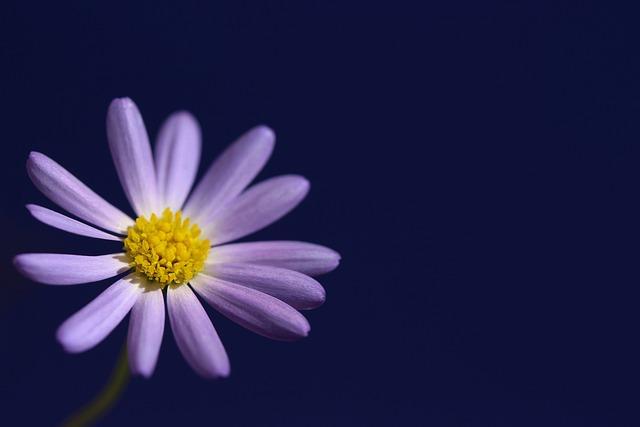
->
[167, 284, 230, 378]
[209, 241, 340, 276]
[205, 175, 309, 245]
[184, 126, 275, 223]
[128, 286, 165, 378]
[57, 274, 143, 353]
[106, 98, 159, 216]
[27, 152, 133, 234]
[26, 204, 122, 241]
[204, 263, 325, 310]
[13, 253, 130, 285]
[192, 275, 310, 341]
[154, 112, 201, 210]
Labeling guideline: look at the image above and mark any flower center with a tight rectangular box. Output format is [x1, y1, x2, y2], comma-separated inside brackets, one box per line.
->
[124, 208, 210, 286]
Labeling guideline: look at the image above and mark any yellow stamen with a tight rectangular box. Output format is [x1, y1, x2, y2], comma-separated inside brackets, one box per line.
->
[124, 208, 210, 286]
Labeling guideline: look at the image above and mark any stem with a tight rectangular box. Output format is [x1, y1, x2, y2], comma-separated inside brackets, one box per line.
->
[61, 346, 130, 427]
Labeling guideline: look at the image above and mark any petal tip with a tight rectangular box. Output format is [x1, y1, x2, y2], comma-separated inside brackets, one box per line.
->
[291, 176, 311, 196]
[26, 151, 46, 167]
[200, 364, 231, 379]
[299, 319, 311, 338]
[173, 110, 198, 123]
[108, 98, 140, 121]
[254, 125, 275, 140]
[300, 177, 311, 191]
[12, 254, 34, 279]
[313, 286, 327, 307]
[56, 327, 83, 354]
[130, 364, 155, 379]
[110, 97, 136, 109]
[219, 365, 232, 378]
[12, 254, 24, 271]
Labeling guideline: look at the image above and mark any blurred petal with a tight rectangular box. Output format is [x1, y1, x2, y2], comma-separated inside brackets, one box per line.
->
[26, 204, 122, 241]
[26, 152, 133, 233]
[192, 275, 310, 341]
[13, 253, 129, 285]
[167, 284, 230, 378]
[154, 112, 201, 210]
[184, 126, 274, 223]
[128, 286, 165, 378]
[107, 98, 159, 216]
[57, 274, 142, 353]
[206, 175, 309, 245]
[210, 241, 340, 276]
[204, 263, 325, 310]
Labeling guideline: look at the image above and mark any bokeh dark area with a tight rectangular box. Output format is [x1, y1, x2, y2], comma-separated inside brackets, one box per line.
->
[1, 1, 639, 426]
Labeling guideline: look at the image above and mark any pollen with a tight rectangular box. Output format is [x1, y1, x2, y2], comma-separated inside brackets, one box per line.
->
[124, 208, 210, 286]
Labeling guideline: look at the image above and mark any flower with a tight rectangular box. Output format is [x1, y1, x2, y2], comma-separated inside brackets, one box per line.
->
[14, 98, 340, 378]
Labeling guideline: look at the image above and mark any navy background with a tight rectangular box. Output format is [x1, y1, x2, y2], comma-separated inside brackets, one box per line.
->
[1, 1, 638, 426]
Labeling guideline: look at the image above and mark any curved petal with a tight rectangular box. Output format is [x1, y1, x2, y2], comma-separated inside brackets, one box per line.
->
[106, 98, 159, 216]
[56, 274, 143, 353]
[204, 263, 325, 310]
[184, 126, 275, 223]
[154, 112, 201, 210]
[13, 253, 130, 285]
[209, 241, 340, 276]
[167, 284, 230, 378]
[205, 175, 309, 245]
[26, 204, 122, 241]
[191, 275, 310, 341]
[26, 152, 133, 233]
[128, 286, 165, 378]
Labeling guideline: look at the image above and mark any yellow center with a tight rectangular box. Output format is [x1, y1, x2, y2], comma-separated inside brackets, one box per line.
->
[124, 208, 210, 286]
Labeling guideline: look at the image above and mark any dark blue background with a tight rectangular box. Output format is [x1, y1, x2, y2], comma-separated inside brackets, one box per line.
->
[1, 1, 638, 426]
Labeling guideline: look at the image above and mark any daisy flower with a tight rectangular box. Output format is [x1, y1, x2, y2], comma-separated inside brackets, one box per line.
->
[14, 98, 340, 378]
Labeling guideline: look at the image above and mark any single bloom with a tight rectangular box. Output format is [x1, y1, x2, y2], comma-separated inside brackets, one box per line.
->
[14, 98, 340, 378]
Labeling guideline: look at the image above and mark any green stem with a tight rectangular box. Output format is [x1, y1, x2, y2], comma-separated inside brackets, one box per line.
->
[61, 346, 130, 427]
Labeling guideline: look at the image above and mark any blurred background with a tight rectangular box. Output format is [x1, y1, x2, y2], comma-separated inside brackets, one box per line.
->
[1, 1, 639, 426]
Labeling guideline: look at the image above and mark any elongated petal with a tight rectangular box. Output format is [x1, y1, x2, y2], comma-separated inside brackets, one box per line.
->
[184, 126, 275, 223]
[210, 241, 340, 276]
[154, 112, 201, 210]
[128, 286, 165, 378]
[204, 263, 325, 310]
[57, 274, 143, 353]
[167, 284, 230, 378]
[13, 253, 129, 285]
[26, 152, 133, 233]
[192, 275, 310, 341]
[26, 204, 122, 241]
[107, 98, 159, 216]
[205, 175, 309, 245]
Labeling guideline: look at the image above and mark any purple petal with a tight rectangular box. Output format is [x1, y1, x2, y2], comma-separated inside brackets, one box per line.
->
[26, 204, 122, 241]
[26, 152, 133, 234]
[107, 98, 159, 216]
[191, 275, 310, 341]
[13, 253, 130, 285]
[57, 274, 143, 353]
[184, 126, 274, 223]
[167, 284, 230, 378]
[128, 286, 165, 378]
[154, 111, 201, 210]
[205, 175, 309, 245]
[204, 263, 325, 310]
[210, 241, 340, 276]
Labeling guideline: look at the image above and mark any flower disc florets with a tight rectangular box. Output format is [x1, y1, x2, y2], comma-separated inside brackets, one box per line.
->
[124, 208, 210, 286]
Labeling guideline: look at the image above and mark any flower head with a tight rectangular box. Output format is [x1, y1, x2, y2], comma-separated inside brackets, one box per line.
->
[14, 98, 340, 378]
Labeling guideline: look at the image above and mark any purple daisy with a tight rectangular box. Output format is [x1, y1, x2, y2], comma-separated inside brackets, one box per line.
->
[14, 98, 340, 378]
